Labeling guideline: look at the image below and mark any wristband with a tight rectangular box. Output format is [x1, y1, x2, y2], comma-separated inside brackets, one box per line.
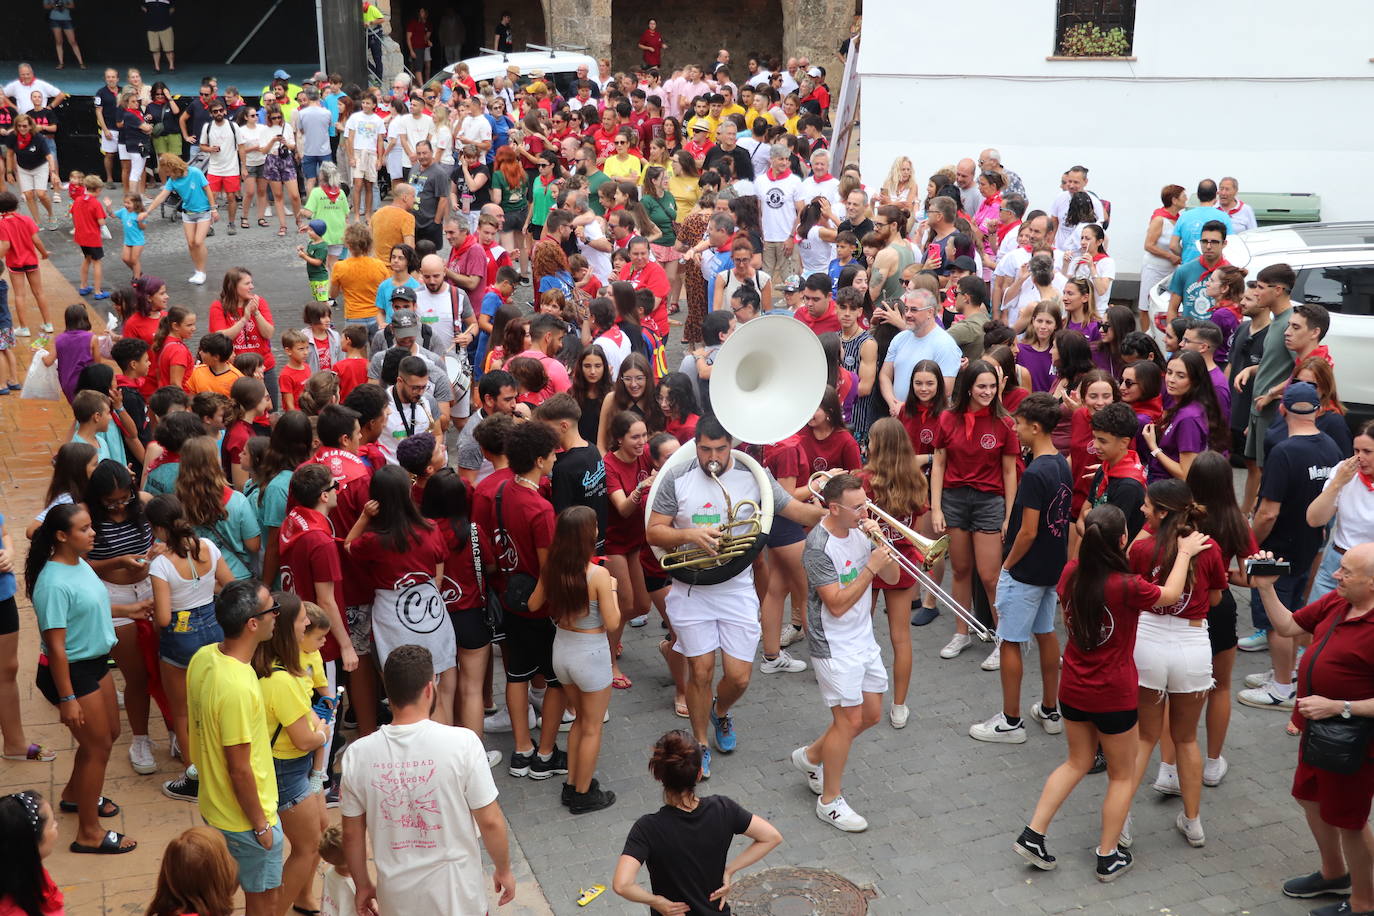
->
[58, 694, 76, 703]
[253, 824, 271, 837]
[1151, 448, 1163, 457]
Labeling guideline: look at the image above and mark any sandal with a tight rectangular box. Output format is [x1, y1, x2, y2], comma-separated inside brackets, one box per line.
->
[1286, 721, 1301, 737]
[2, 743, 57, 762]
[277, 226, 287, 236]
[70, 830, 137, 855]
[674, 700, 689, 718]
[613, 641, 623, 659]
[60, 795, 119, 817]
[240, 217, 249, 229]
[611, 673, 632, 689]
[258, 217, 269, 227]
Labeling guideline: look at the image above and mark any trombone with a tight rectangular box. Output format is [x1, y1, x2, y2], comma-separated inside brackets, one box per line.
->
[808, 472, 994, 642]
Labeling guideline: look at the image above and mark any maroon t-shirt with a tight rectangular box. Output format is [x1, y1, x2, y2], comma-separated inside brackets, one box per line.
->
[797, 426, 861, 475]
[1128, 535, 1227, 621]
[603, 449, 651, 556]
[472, 472, 554, 616]
[896, 404, 940, 456]
[1057, 563, 1162, 712]
[934, 410, 1018, 493]
[348, 526, 448, 593]
[1293, 592, 1374, 728]
[762, 436, 804, 482]
[436, 519, 496, 612]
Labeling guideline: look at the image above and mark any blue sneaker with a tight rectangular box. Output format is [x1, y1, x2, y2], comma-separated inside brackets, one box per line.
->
[93, 291, 110, 300]
[700, 747, 712, 780]
[710, 702, 737, 754]
[77, 286, 93, 296]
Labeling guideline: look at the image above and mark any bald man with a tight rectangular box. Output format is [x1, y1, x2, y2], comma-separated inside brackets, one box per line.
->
[372, 182, 416, 258]
[955, 158, 982, 216]
[415, 253, 475, 358]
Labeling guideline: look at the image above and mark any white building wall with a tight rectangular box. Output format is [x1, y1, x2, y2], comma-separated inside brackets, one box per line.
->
[856, 0, 1374, 281]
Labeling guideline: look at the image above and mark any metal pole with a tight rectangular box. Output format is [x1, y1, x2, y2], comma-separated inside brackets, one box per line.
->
[316, 0, 328, 74]
[227, 0, 287, 64]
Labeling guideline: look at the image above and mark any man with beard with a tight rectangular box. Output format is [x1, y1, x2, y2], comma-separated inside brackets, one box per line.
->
[867, 205, 916, 306]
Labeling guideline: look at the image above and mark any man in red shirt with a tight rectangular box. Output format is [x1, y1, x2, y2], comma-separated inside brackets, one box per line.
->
[591, 108, 621, 165]
[637, 18, 665, 68]
[793, 273, 841, 333]
[618, 237, 670, 337]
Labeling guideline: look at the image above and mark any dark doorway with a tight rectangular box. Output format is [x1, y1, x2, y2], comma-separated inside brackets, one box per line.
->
[394, 0, 548, 77]
[610, 0, 782, 74]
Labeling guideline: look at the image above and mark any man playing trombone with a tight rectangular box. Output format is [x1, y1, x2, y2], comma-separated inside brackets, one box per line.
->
[790, 473, 901, 833]
[647, 417, 824, 779]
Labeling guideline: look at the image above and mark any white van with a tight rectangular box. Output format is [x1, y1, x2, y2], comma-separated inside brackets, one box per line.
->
[423, 50, 600, 100]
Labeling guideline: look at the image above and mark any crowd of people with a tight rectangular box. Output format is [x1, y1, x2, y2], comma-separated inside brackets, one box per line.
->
[0, 33, 1371, 916]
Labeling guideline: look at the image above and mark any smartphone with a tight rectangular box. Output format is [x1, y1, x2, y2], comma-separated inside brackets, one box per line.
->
[1245, 557, 1291, 577]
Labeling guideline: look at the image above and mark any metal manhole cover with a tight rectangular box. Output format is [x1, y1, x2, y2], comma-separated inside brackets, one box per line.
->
[729, 866, 872, 915]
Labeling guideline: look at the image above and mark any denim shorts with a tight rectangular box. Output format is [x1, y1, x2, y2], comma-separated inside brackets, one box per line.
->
[1311, 545, 1342, 602]
[994, 569, 1057, 643]
[273, 752, 315, 811]
[220, 822, 284, 894]
[182, 209, 212, 224]
[302, 154, 331, 179]
[941, 486, 1005, 533]
[160, 601, 223, 668]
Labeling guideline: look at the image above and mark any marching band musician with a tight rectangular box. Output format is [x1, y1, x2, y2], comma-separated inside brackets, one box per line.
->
[647, 417, 824, 780]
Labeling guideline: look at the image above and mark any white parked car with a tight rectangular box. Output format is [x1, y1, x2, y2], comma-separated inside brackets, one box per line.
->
[1147, 221, 1374, 426]
[423, 50, 600, 100]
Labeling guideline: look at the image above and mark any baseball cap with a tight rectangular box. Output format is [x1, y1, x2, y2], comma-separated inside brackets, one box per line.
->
[390, 287, 418, 305]
[806, 66, 823, 78]
[273, 69, 291, 80]
[307, 219, 327, 237]
[1282, 381, 1321, 414]
[782, 275, 803, 294]
[390, 308, 421, 337]
[951, 255, 978, 273]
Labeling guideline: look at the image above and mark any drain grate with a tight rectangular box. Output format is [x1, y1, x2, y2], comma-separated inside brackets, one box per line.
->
[729, 866, 873, 915]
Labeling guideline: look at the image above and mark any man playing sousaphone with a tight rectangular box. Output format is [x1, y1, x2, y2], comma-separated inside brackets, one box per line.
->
[647, 417, 824, 779]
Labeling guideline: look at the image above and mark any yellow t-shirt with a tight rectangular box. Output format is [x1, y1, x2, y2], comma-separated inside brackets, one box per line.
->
[784, 115, 800, 136]
[332, 254, 390, 321]
[603, 154, 645, 181]
[720, 103, 746, 122]
[261, 666, 317, 760]
[371, 205, 416, 259]
[186, 364, 243, 398]
[745, 109, 773, 130]
[187, 645, 278, 832]
[668, 174, 700, 215]
[302, 649, 328, 690]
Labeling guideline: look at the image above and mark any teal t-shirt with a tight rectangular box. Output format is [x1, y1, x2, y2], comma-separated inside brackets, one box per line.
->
[245, 470, 292, 532]
[196, 489, 262, 579]
[0, 514, 16, 602]
[32, 559, 117, 662]
[71, 430, 111, 462]
[146, 460, 180, 495]
[376, 276, 422, 323]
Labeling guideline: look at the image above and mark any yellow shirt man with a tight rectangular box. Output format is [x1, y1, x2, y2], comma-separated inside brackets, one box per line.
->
[187, 645, 278, 833]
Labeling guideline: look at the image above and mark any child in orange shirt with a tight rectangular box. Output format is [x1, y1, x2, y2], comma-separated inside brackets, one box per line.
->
[278, 329, 313, 412]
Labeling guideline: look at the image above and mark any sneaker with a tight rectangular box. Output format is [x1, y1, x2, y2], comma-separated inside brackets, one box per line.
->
[911, 605, 940, 626]
[188, 271, 206, 285]
[1238, 684, 1297, 709]
[485, 705, 536, 733]
[129, 736, 156, 774]
[324, 784, 339, 808]
[14, 327, 29, 337]
[508, 749, 535, 777]
[1203, 756, 1229, 787]
[265, 205, 274, 217]
[559, 709, 576, 732]
[700, 746, 711, 780]
[1095, 847, 1134, 883]
[169, 733, 181, 761]
[790, 746, 823, 795]
[1238, 628, 1269, 652]
[980, 642, 1002, 671]
[227, 224, 236, 235]
[760, 649, 807, 674]
[1089, 749, 1107, 774]
[93, 291, 110, 300]
[1151, 767, 1181, 796]
[570, 785, 617, 814]
[1030, 703, 1063, 735]
[529, 747, 569, 780]
[560, 778, 597, 807]
[940, 633, 972, 659]
[161, 773, 199, 802]
[970, 712, 1027, 744]
[1013, 827, 1056, 870]
[710, 703, 737, 753]
[1282, 870, 1352, 899]
[816, 795, 868, 832]
[1175, 811, 1206, 847]
[889, 703, 910, 729]
[341, 704, 358, 730]
[779, 623, 804, 647]
[628, 614, 648, 627]
[1118, 813, 1133, 849]
[485, 749, 502, 768]
[1308, 902, 1371, 916]
[78, 286, 94, 296]
[1244, 669, 1275, 689]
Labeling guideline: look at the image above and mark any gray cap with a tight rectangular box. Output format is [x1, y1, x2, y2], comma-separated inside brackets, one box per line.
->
[390, 308, 420, 338]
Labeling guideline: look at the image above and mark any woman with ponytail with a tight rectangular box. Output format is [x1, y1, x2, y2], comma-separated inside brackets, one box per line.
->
[124, 275, 168, 398]
[613, 729, 782, 913]
[1126, 479, 1229, 849]
[1014, 505, 1207, 880]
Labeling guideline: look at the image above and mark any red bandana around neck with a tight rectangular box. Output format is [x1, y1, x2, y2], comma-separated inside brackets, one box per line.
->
[962, 405, 990, 439]
[767, 167, 791, 181]
[1151, 207, 1175, 221]
[1358, 469, 1374, 492]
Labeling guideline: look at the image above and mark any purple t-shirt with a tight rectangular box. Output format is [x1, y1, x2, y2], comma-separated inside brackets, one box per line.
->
[1017, 344, 1055, 392]
[55, 329, 94, 402]
[1212, 308, 1239, 366]
[1149, 400, 1208, 481]
[1209, 365, 1232, 425]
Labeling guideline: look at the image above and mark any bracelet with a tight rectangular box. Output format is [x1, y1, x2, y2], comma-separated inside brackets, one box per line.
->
[253, 824, 271, 837]
[1151, 448, 1163, 458]
[58, 694, 76, 703]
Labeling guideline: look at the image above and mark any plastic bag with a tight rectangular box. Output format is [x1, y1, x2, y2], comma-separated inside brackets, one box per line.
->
[21, 350, 61, 400]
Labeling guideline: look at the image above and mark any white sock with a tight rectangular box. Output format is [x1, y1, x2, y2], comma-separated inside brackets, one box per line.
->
[1271, 681, 1296, 697]
[1184, 814, 1202, 829]
[1205, 756, 1221, 768]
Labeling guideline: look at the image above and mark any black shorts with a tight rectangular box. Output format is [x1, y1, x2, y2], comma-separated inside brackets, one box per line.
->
[528, 223, 543, 240]
[9, 264, 37, 273]
[80, 245, 105, 260]
[500, 612, 559, 685]
[449, 607, 494, 651]
[501, 208, 527, 233]
[1208, 589, 1238, 655]
[0, 596, 16, 636]
[643, 571, 671, 592]
[1059, 700, 1138, 735]
[36, 655, 109, 705]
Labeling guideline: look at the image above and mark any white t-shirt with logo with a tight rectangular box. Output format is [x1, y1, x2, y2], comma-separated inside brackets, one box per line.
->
[756, 172, 803, 243]
[796, 225, 834, 277]
[339, 720, 498, 916]
[345, 111, 385, 154]
[379, 386, 437, 464]
[802, 523, 879, 661]
[413, 283, 471, 356]
[580, 218, 613, 281]
[200, 120, 241, 177]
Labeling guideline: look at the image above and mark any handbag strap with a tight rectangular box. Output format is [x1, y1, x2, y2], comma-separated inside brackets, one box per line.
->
[467, 520, 485, 594]
[495, 480, 512, 574]
[1304, 606, 1344, 699]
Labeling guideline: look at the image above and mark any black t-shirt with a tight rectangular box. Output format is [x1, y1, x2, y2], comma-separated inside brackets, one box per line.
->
[577, 395, 604, 444]
[409, 162, 451, 230]
[144, 0, 173, 30]
[1004, 452, 1073, 586]
[703, 145, 755, 181]
[621, 795, 754, 915]
[495, 22, 513, 51]
[118, 107, 150, 153]
[94, 86, 119, 130]
[837, 217, 874, 240]
[185, 98, 213, 140]
[452, 162, 491, 209]
[552, 443, 608, 548]
[1265, 408, 1352, 459]
[1258, 431, 1342, 568]
[1228, 320, 1268, 432]
[1087, 469, 1146, 540]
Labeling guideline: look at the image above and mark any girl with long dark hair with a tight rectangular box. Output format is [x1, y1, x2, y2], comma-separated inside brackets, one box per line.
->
[897, 360, 948, 625]
[244, 410, 313, 587]
[572, 344, 613, 444]
[1142, 350, 1227, 481]
[25, 503, 136, 854]
[1060, 277, 1099, 338]
[1121, 360, 1164, 458]
[151, 305, 196, 392]
[1119, 330, 1166, 371]
[529, 506, 619, 813]
[596, 353, 662, 453]
[1017, 300, 1061, 392]
[1050, 329, 1096, 402]
[985, 343, 1029, 412]
[174, 437, 261, 580]
[931, 360, 1018, 666]
[603, 411, 653, 689]
[1127, 479, 1228, 848]
[1014, 505, 1207, 879]
[0, 791, 62, 913]
[346, 465, 457, 723]
[798, 386, 860, 474]
[1094, 304, 1136, 377]
[656, 372, 700, 444]
[27, 441, 97, 539]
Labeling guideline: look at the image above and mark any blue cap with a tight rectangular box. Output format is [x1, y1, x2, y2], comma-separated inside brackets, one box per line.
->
[1282, 380, 1320, 414]
[273, 69, 290, 80]
[307, 219, 327, 237]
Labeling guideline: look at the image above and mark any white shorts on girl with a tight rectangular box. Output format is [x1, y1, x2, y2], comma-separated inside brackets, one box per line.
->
[105, 578, 153, 630]
[1134, 612, 1213, 696]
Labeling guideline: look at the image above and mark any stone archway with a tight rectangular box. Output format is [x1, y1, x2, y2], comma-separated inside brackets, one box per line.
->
[608, 0, 784, 76]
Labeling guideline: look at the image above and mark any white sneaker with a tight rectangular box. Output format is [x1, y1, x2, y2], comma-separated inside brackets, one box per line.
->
[1151, 767, 1181, 796]
[188, 271, 206, 285]
[889, 703, 910, 729]
[1238, 684, 1296, 709]
[117, 688, 125, 709]
[1203, 756, 1229, 787]
[1030, 702, 1063, 735]
[129, 735, 156, 775]
[760, 649, 807, 674]
[816, 795, 868, 832]
[484, 705, 536, 733]
[1176, 811, 1205, 847]
[628, 614, 648, 627]
[779, 624, 804, 648]
[790, 745, 823, 795]
[1118, 813, 1133, 849]
[485, 749, 502, 768]
[14, 327, 29, 337]
[559, 709, 576, 732]
[940, 633, 971, 659]
[1243, 669, 1274, 689]
[980, 642, 1002, 671]
[969, 711, 1027, 744]
[265, 205, 274, 217]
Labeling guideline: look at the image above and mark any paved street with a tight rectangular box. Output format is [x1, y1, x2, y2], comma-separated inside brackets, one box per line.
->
[4, 209, 1329, 914]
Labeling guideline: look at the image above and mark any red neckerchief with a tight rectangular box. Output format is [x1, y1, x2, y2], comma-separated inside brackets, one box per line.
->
[1020, 243, 1032, 252]
[811, 172, 834, 183]
[1213, 299, 1242, 321]
[539, 172, 557, 187]
[962, 405, 989, 439]
[148, 449, 178, 471]
[321, 186, 341, 202]
[1197, 256, 1228, 281]
[15, 132, 32, 151]
[1090, 251, 1109, 263]
[279, 505, 336, 549]
[996, 219, 1020, 245]
[767, 167, 791, 181]
[125, 107, 143, 119]
[1224, 200, 1245, 216]
[115, 373, 137, 389]
[1091, 449, 1147, 502]
[1134, 396, 1164, 424]
[1358, 470, 1374, 492]
[1151, 207, 1175, 221]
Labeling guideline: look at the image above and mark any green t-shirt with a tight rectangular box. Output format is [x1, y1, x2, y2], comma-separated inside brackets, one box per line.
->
[32, 559, 117, 662]
[303, 186, 350, 246]
[530, 176, 557, 227]
[245, 470, 292, 533]
[587, 170, 610, 215]
[492, 170, 528, 214]
[305, 240, 330, 282]
[195, 489, 263, 579]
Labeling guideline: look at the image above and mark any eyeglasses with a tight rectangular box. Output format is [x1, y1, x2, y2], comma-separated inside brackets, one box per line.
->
[324, 481, 340, 493]
[101, 493, 137, 511]
[251, 602, 282, 620]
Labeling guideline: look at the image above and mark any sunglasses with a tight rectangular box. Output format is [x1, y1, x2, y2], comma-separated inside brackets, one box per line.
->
[251, 602, 282, 620]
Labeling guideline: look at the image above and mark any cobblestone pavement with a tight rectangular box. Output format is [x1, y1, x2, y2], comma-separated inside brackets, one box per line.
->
[25, 206, 1327, 915]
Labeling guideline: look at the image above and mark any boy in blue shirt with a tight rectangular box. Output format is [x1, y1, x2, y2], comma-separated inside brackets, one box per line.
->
[827, 230, 859, 292]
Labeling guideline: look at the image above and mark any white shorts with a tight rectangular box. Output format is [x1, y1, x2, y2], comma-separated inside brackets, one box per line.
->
[352, 149, 378, 182]
[813, 652, 887, 708]
[673, 616, 761, 663]
[105, 578, 153, 630]
[119, 149, 147, 177]
[18, 163, 50, 194]
[100, 133, 120, 154]
[1134, 612, 1213, 696]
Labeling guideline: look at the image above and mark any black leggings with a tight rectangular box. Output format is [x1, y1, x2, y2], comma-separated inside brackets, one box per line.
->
[1059, 700, 1138, 735]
